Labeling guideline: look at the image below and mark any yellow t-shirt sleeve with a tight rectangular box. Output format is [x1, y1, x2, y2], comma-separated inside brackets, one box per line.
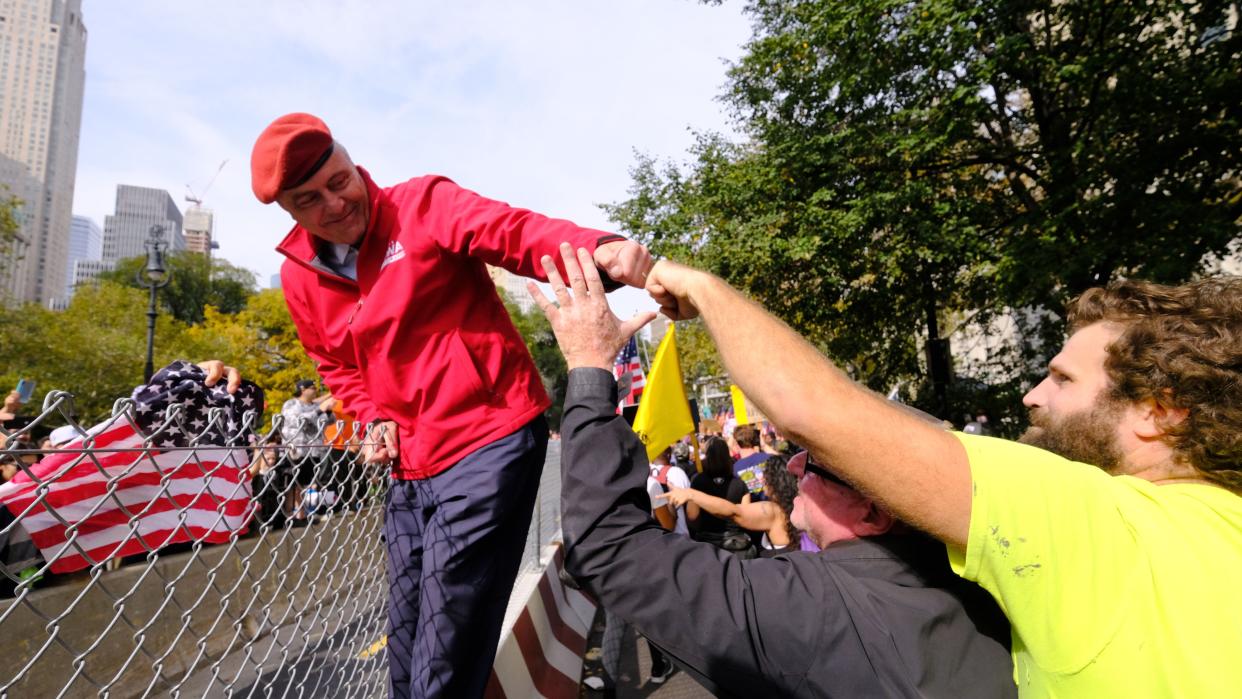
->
[947, 433, 1142, 674]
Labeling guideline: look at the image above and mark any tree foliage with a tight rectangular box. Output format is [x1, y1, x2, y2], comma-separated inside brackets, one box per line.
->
[606, 0, 1241, 421]
[176, 289, 318, 425]
[0, 282, 189, 422]
[0, 187, 22, 289]
[97, 251, 259, 324]
[496, 290, 569, 430]
[0, 284, 313, 426]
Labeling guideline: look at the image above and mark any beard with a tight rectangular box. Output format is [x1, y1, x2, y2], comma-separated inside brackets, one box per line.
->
[1019, 397, 1125, 473]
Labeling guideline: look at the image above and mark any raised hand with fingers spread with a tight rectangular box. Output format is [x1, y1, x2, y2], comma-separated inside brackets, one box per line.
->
[528, 242, 657, 371]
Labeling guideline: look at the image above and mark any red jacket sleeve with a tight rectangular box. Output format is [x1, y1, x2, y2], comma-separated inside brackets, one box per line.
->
[283, 283, 383, 426]
[415, 176, 627, 282]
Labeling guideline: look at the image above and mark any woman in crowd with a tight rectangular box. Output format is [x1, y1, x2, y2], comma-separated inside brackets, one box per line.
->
[685, 436, 753, 555]
[664, 455, 801, 557]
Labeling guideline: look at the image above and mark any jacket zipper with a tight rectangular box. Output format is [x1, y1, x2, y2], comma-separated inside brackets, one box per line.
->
[348, 298, 364, 325]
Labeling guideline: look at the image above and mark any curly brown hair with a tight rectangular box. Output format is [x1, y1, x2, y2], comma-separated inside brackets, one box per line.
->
[760, 456, 802, 544]
[1068, 277, 1242, 492]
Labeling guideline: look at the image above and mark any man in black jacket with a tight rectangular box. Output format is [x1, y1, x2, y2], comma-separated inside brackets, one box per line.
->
[529, 243, 1015, 698]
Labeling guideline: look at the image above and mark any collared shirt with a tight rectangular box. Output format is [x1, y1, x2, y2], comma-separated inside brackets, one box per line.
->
[320, 242, 358, 281]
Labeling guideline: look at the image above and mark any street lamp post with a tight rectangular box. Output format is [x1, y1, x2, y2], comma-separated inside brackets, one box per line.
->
[138, 225, 172, 382]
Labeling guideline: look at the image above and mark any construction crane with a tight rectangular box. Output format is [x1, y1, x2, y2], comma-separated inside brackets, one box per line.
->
[186, 159, 228, 206]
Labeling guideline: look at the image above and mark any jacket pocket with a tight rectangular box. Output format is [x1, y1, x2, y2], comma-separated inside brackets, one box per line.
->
[447, 330, 492, 401]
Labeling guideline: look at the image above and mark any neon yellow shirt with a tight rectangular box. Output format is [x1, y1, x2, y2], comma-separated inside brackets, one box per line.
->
[947, 433, 1242, 697]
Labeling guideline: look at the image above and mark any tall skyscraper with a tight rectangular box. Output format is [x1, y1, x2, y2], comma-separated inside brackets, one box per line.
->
[0, 0, 88, 306]
[0, 152, 40, 299]
[101, 185, 185, 263]
[183, 203, 214, 257]
[63, 212, 98, 296]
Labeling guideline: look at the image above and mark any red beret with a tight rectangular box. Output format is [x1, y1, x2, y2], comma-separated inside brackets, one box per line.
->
[250, 113, 334, 204]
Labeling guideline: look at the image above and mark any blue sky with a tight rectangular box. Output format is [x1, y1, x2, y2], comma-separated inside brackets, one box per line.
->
[71, 1, 751, 318]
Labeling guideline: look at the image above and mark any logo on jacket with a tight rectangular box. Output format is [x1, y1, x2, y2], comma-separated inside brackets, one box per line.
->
[381, 241, 406, 270]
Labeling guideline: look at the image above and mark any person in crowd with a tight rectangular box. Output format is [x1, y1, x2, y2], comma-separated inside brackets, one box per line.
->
[642, 447, 689, 683]
[647, 446, 691, 535]
[531, 243, 1015, 697]
[249, 112, 651, 698]
[0, 392, 24, 453]
[0, 391, 22, 426]
[758, 427, 782, 456]
[280, 379, 331, 521]
[0, 454, 17, 484]
[644, 257, 1242, 695]
[686, 436, 752, 556]
[730, 424, 770, 500]
[585, 460, 683, 693]
[663, 454, 800, 557]
[249, 433, 286, 530]
[320, 396, 364, 512]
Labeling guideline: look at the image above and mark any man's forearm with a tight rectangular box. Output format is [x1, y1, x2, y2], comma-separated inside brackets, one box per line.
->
[687, 273, 971, 546]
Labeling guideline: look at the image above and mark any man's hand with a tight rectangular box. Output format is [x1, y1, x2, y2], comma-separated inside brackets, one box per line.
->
[530, 242, 657, 370]
[593, 239, 653, 289]
[363, 420, 399, 464]
[196, 360, 241, 394]
[645, 259, 711, 321]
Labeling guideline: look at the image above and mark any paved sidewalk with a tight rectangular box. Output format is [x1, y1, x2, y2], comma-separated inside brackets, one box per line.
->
[578, 607, 715, 699]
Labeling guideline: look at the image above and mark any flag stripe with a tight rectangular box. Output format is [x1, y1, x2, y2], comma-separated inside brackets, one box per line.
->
[0, 386, 255, 574]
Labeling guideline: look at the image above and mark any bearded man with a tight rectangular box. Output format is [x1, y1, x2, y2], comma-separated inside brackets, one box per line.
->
[644, 260, 1242, 697]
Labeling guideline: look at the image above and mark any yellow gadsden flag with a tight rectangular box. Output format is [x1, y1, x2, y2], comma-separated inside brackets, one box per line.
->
[632, 326, 695, 463]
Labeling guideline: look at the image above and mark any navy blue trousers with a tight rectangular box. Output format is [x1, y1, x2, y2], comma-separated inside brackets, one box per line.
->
[384, 416, 547, 699]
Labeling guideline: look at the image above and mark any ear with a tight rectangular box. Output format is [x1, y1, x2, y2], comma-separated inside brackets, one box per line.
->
[1130, 394, 1189, 440]
[852, 501, 895, 537]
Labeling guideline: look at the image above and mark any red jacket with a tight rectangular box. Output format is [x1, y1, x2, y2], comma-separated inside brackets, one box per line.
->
[278, 167, 621, 479]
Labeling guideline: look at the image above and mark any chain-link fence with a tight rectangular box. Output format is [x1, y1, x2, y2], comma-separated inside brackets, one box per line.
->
[0, 374, 563, 699]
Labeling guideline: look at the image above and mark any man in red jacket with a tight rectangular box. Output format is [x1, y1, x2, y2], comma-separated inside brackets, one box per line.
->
[250, 113, 652, 699]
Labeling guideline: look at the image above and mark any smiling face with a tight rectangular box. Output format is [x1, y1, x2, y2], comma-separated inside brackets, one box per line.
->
[275, 144, 370, 245]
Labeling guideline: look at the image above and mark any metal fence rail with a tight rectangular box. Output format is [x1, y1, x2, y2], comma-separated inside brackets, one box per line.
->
[0, 380, 563, 699]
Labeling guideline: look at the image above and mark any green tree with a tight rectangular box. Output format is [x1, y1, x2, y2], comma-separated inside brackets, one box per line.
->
[496, 290, 569, 429]
[0, 282, 190, 423]
[176, 288, 317, 424]
[0, 187, 23, 290]
[98, 251, 258, 324]
[607, 0, 1242, 421]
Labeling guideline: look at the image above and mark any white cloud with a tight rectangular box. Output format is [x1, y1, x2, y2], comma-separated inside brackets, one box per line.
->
[73, 0, 751, 316]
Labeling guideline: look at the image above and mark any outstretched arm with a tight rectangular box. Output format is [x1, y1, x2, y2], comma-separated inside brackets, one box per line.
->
[645, 261, 971, 547]
[661, 487, 779, 534]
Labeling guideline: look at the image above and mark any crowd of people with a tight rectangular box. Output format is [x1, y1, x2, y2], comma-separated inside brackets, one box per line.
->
[537, 241, 1241, 697]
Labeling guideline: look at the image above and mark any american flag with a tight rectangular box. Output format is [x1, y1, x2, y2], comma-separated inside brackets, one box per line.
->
[0, 360, 262, 574]
[613, 337, 646, 408]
